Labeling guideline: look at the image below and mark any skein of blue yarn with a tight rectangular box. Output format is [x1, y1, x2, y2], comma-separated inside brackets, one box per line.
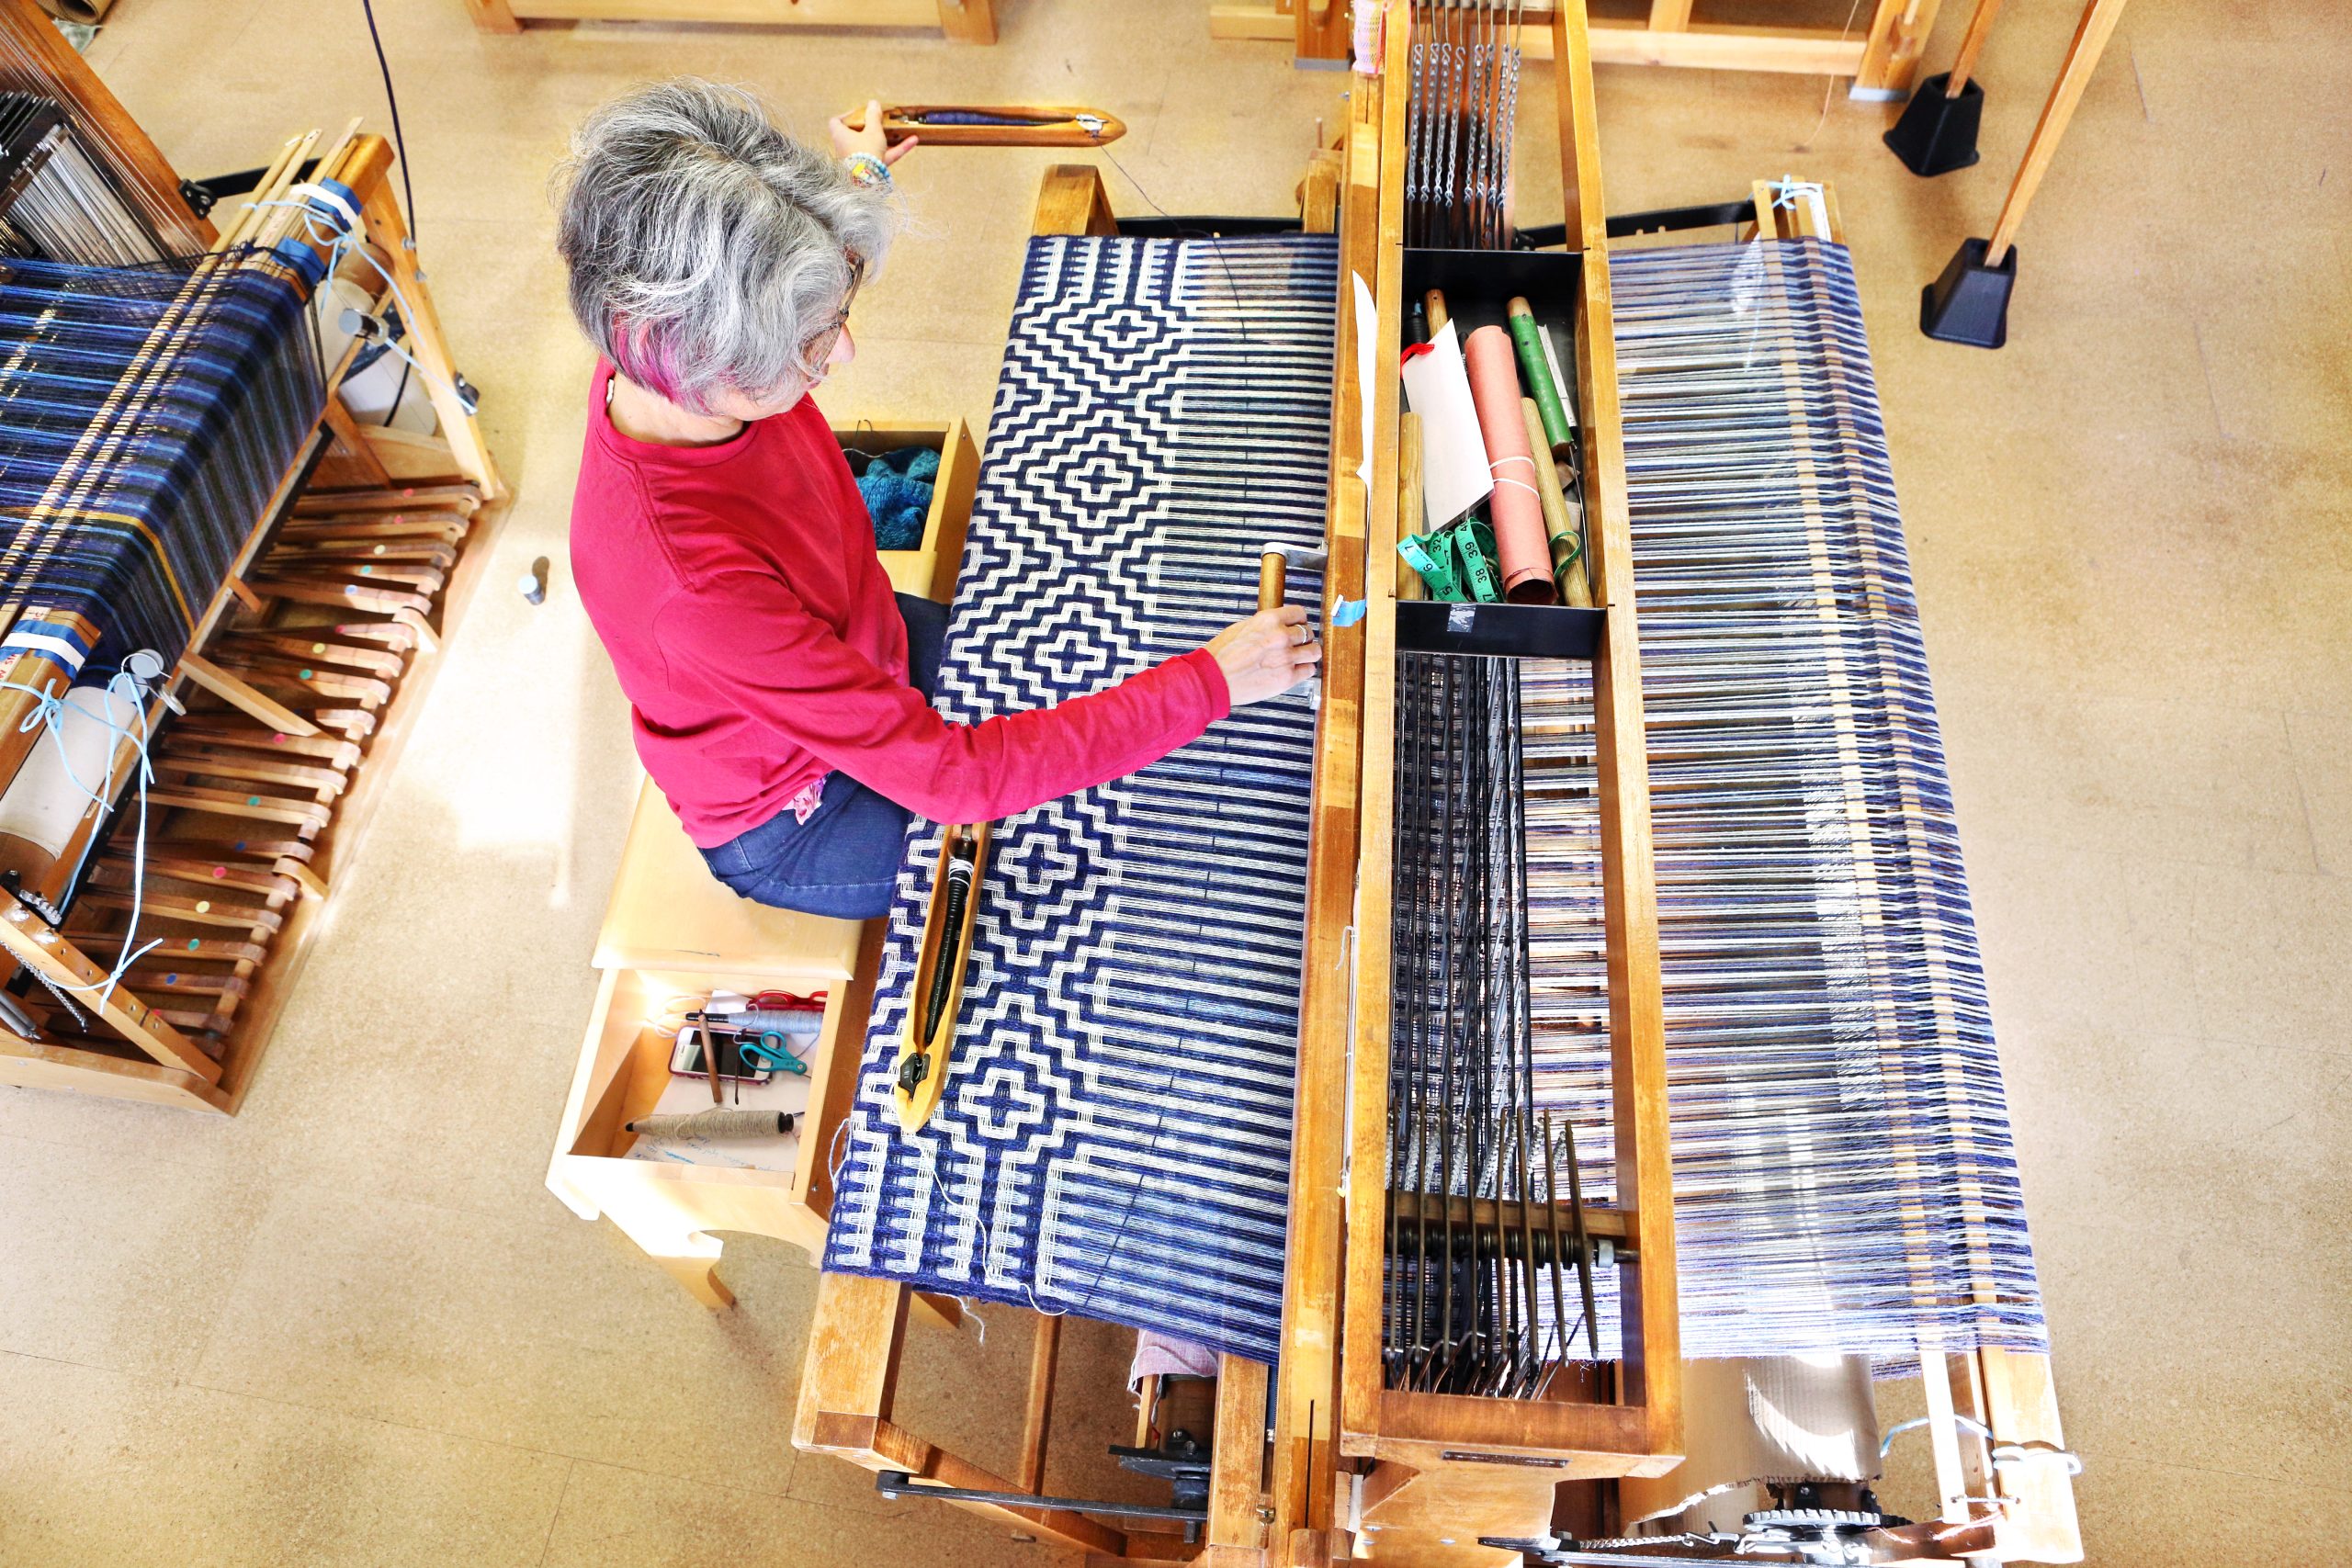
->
[856, 446, 939, 549]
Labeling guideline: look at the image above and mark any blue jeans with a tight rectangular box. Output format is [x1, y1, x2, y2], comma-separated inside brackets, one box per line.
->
[700, 592, 948, 919]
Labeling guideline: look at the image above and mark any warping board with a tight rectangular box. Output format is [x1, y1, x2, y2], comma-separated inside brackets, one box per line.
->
[1521, 238, 2047, 1368]
[823, 233, 1337, 1363]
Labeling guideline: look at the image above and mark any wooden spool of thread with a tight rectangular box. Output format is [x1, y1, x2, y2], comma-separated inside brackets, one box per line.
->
[627, 1109, 796, 1141]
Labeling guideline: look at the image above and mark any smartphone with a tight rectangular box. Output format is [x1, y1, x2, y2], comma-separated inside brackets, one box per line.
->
[669, 1028, 774, 1083]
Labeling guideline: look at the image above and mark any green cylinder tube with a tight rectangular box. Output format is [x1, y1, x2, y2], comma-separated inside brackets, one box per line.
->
[1506, 297, 1572, 463]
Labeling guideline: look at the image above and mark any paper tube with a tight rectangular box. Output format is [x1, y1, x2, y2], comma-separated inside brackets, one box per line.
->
[1399, 320, 1491, 529]
[1508, 298, 1573, 465]
[1521, 398, 1592, 608]
[1463, 323, 1555, 604]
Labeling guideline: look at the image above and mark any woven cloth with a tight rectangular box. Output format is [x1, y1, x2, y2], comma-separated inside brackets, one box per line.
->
[822, 233, 1337, 1362]
[0, 250, 322, 682]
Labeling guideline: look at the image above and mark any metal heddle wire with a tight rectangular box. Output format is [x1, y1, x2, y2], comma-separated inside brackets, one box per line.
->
[1521, 237, 2048, 1369]
[1404, 0, 1524, 251]
[1386, 650, 1577, 1395]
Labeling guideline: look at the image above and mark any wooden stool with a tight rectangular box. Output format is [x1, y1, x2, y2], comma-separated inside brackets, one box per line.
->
[548, 778, 878, 1307]
[594, 777, 865, 982]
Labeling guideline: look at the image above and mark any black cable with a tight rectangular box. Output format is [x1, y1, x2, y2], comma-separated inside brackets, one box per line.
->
[358, 0, 419, 427]
[358, 0, 416, 239]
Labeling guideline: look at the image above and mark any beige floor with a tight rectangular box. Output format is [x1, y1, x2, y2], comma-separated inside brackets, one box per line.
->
[0, 2, 2346, 1564]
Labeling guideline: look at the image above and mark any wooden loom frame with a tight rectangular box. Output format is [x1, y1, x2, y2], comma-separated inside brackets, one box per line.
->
[794, 9, 2080, 1563]
[461, 0, 997, 40]
[1210, 0, 1947, 99]
[1312, 6, 1683, 1556]
[796, 6, 1682, 1557]
[0, 5, 506, 1112]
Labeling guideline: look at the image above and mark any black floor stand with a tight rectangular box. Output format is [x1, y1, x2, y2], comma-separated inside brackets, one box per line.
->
[1920, 237, 2016, 347]
[1884, 73, 1986, 176]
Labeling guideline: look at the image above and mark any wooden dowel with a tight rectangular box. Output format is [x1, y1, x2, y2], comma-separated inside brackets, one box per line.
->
[214, 133, 303, 253]
[1946, 0, 2004, 94]
[1396, 412, 1426, 601]
[1017, 1314, 1061, 1495]
[1259, 549, 1287, 613]
[1984, 0, 2131, 267]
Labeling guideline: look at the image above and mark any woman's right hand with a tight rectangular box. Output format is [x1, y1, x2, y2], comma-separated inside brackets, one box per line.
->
[1203, 605, 1321, 708]
[829, 99, 918, 165]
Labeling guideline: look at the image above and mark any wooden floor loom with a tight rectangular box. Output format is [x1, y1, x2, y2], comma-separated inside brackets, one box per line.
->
[0, 0, 503, 1113]
[782, 8, 2076, 1567]
[1211, 0, 1946, 97]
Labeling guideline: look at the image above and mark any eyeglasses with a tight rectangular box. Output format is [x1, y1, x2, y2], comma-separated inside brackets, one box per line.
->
[795, 247, 867, 383]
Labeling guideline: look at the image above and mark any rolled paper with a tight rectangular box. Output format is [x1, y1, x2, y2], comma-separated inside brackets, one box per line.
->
[1507, 298, 1573, 465]
[1462, 323, 1555, 604]
[1521, 398, 1592, 608]
[1399, 320, 1491, 528]
[1397, 412, 1427, 601]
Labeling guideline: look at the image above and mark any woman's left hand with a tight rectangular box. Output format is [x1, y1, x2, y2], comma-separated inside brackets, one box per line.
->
[830, 99, 919, 166]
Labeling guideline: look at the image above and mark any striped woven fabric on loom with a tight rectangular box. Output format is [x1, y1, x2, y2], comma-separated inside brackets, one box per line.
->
[1521, 238, 2046, 1368]
[823, 233, 1337, 1362]
[0, 251, 323, 685]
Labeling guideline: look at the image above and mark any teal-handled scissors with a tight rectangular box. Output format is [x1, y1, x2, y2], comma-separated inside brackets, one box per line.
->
[735, 1031, 810, 1077]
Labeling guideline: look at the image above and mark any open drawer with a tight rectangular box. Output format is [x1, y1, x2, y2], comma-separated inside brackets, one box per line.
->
[837, 418, 981, 604]
[547, 953, 876, 1305]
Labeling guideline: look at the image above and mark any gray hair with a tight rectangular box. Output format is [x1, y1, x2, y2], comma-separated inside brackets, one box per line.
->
[554, 79, 895, 412]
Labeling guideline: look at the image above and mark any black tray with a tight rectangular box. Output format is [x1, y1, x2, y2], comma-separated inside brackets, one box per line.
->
[1396, 598, 1604, 660]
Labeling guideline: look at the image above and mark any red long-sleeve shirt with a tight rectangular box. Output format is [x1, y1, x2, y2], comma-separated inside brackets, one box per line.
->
[570, 363, 1232, 848]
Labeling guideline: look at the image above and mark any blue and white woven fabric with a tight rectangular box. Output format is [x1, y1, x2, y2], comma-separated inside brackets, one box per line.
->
[823, 233, 1338, 1363]
[1522, 239, 2047, 1369]
[0, 250, 322, 683]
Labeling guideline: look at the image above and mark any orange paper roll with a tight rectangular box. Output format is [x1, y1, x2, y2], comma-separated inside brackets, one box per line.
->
[1463, 324, 1555, 604]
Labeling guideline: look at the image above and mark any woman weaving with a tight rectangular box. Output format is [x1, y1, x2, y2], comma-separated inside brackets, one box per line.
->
[560, 82, 1318, 919]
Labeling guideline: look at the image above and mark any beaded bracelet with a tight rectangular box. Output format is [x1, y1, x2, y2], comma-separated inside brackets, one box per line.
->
[843, 152, 891, 189]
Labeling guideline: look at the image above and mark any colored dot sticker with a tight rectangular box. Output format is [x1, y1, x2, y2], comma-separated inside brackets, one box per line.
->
[372, 545, 385, 556]
[247, 795, 261, 806]
[300, 669, 313, 680]
[234, 841, 246, 852]
[359, 566, 373, 576]
[211, 866, 227, 879]
[165, 974, 177, 985]
[196, 900, 211, 914]
[344, 585, 357, 595]
[186, 939, 199, 951]
[311, 642, 326, 655]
